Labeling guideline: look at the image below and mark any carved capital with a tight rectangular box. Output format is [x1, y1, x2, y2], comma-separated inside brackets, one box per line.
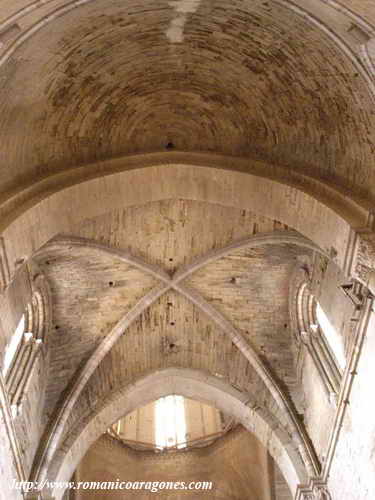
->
[295, 479, 332, 500]
[312, 484, 332, 500]
[352, 232, 375, 294]
[295, 488, 315, 500]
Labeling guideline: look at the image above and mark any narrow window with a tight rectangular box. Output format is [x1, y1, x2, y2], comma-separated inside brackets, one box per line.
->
[155, 395, 187, 449]
[3, 314, 25, 376]
[316, 303, 346, 371]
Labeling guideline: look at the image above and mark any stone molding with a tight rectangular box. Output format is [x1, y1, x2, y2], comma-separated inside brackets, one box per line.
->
[0, 153, 370, 238]
[0, 236, 10, 292]
[0, 372, 26, 482]
[0, 165, 359, 292]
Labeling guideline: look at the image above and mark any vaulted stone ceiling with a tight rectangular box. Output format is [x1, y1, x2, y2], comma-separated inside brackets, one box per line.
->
[32, 200, 316, 456]
[0, 0, 375, 207]
[1, 1, 374, 495]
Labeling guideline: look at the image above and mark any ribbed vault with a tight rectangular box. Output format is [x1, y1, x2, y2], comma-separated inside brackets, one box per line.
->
[1, 2, 375, 498]
[27, 200, 325, 491]
[33, 200, 315, 427]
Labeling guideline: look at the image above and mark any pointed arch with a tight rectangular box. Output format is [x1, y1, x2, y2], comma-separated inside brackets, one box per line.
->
[48, 368, 309, 499]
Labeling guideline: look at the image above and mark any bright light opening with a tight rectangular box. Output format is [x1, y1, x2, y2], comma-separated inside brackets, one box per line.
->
[154, 395, 187, 449]
[3, 314, 25, 376]
[316, 303, 346, 371]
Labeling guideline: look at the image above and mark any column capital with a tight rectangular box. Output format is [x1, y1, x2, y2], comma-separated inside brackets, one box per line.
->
[295, 478, 332, 500]
[347, 231, 375, 295]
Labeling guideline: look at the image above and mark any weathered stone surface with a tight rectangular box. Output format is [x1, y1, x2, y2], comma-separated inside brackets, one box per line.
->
[76, 426, 289, 500]
[0, 0, 374, 207]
